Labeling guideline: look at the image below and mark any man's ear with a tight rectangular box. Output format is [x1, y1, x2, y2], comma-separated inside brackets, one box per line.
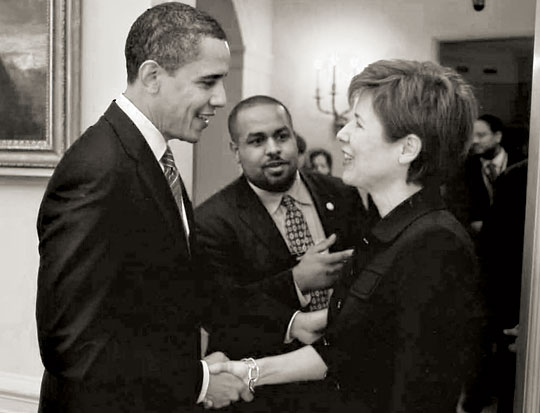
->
[229, 141, 241, 164]
[398, 134, 422, 165]
[138, 60, 161, 94]
[494, 130, 503, 144]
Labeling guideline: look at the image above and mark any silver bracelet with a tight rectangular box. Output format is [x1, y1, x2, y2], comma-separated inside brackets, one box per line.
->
[241, 357, 260, 393]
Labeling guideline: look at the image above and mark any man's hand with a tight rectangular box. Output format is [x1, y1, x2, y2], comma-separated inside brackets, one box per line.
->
[203, 352, 253, 409]
[503, 324, 519, 353]
[292, 234, 354, 293]
[204, 351, 229, 365]
[205, 370, 253, 409]
[290, 309, 328, 344]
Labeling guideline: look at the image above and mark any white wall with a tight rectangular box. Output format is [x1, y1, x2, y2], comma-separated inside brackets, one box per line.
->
[271, 0, 536, 177]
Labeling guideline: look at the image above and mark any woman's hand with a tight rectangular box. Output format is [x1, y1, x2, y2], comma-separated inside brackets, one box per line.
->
[209, 360, 250, 384]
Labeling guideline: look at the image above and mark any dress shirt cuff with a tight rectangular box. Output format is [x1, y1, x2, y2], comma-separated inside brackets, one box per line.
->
[197, 360, 210, 404]
[294, 279, 311, 307]
[284, 310, 302, 343]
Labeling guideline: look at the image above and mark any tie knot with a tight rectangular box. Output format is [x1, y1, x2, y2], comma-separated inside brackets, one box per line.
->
[281, 194, 296, 209]
[161, 146, 176, 170]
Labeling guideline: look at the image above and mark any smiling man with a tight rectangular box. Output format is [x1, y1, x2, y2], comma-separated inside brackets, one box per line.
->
[195, 95, 373, 412]
[36, 3, 251, 412]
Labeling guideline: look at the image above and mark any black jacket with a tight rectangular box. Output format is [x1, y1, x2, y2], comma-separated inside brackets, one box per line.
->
[314, 187, 488, 412]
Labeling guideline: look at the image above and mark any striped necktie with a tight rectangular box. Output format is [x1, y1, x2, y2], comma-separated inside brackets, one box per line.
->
[281, 194, 329, 311]
[161, 146, 190, 254]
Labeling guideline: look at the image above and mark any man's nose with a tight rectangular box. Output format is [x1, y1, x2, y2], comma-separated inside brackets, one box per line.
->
[210, 81, 226, 108]
[265, 138, 281, 154]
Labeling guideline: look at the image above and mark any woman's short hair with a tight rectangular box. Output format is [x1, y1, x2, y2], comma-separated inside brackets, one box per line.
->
[348, 59, 478, 185]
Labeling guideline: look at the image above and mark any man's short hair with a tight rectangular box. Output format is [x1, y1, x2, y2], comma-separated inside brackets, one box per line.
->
[478, 114, 504, 134]
[125, 2, 226, 84]
[348, 59, 478, 185]
[228, 95, 294, 143]
[309, 148, 333, 170]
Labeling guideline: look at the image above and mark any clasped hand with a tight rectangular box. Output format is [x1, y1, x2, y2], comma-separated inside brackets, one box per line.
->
[203, 352, 254, 409]
[291, 308, 328, 344]
[292, 234, 354, 293]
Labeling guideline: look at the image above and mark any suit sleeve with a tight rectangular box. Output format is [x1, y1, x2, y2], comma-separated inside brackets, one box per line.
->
[36, 149, 120, 378]
[195, 209, 299, 354]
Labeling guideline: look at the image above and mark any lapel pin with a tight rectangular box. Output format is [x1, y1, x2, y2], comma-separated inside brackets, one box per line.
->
[326, 202, 334, 211]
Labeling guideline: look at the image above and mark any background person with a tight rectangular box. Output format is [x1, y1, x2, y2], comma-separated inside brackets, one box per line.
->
[308, 148, 333, 175]
[209, 59, 488, 413]
[36, 3, 250, 412]
[446, 114, 524, 235]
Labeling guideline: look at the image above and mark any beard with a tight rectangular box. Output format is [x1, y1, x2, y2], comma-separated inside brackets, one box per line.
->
[478, 144, 502, 160]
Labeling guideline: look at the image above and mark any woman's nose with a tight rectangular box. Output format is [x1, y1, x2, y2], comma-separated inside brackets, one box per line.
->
[336, 123, 351, 143]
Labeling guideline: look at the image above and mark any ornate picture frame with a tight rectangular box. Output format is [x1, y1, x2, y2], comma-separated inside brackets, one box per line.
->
[0, 0, 80, 170]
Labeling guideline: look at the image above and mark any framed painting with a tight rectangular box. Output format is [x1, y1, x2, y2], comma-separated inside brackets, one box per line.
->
[0, 0, 80, 170]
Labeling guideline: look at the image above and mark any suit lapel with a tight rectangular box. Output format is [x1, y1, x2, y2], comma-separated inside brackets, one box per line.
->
[234, 177, 291, 259]
[103, 102, 188, 253]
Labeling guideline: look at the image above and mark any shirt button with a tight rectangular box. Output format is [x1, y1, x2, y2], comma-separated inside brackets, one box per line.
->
[336, 299, 343, 310]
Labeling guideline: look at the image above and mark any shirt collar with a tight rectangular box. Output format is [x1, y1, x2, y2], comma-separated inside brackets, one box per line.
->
[115, 94, 167, 162]
[248, 172, 313, 215]
[370, 186, 446, 244]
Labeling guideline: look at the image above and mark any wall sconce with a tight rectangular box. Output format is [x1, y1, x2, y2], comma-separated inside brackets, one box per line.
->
[314, 56, 359, 135]
[472, 0, 485, 11]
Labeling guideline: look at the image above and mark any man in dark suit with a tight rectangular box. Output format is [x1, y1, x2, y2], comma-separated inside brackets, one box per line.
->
[195, 95, 373, 411]
[446, 114, 523, 235]
[36, 3, 251, 412]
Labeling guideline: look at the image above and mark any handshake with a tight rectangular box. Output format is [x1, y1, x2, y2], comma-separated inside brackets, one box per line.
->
[202, 308, 328, 409]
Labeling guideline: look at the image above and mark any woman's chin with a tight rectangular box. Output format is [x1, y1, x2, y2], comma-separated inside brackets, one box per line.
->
[341, 172, 356, 187]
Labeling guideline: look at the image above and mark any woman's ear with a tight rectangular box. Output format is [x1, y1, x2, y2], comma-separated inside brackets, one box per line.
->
[398, 134, 422, 165]
[138, 60, 161, 94]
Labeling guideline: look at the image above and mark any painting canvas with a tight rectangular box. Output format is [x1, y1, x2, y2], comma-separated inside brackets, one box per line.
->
[0, 0, 48, 143]
[0, 0, 80, 170]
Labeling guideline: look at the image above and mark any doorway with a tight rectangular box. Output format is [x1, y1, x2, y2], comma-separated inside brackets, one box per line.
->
[439, 37, 533, 158]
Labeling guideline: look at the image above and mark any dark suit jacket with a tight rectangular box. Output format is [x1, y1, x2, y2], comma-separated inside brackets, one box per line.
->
[36, 102, 205, 413]
[313, 187, 488, 413]
[480, 159, 527, 337]
[446, 151, 523, 226]
[195, 172, 371, 359]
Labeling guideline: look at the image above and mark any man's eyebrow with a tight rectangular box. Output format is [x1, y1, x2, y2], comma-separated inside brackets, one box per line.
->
[199, 73, 226, 80]
[273, 127, 290, 134]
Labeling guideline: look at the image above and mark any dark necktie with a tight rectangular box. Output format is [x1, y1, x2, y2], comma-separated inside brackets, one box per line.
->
[281, 194, 329, 311]
[161, 146, 190, 255]
[485, 161, 498, 184]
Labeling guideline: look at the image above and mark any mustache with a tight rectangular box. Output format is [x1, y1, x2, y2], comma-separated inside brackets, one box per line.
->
[262, 157, 289, 168]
